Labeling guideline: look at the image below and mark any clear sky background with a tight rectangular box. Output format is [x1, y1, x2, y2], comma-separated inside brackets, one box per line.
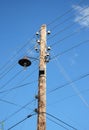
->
[0, 0, 89, 130]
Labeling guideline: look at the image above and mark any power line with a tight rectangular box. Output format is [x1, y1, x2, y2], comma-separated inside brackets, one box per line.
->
[0, 24, 86, 92]
[0, 98, 21, 107]
[50, 25, 89, 47]
[49, 87, 89, 107]
[19, 66, 38, 83]
[0, 0, 85, 77]
[0, 1, 85, 82]
[38, 71, 89, 104]
[36, 0, 84, 36]
[0, 80, 38, 94]
[1, 68, 38, 106]
[51, 52, 89, 109]
[7, 113, 36, 130]
[46, 112, 77, 130]
[0, 43, 36, 91]
[0, 62, 17, 79]
[0, 98, 35, 113]
[0, 70, 38, 118]
[0, 49, 38, 90]
[0, 98, 33, 114]
[51, 39, 89, 60]
[0, 56, 38, 92]
[48, 72, 89, 95]
[0, 66, 38, 103]
[50, 5, 88, 31]
[48, 14, 89, 40]
[3, 99, 35, 122]
[47, 0, 84, 26]
[0, 1, 87, 128]
[35, 111, 77, 130]
[0, 36, 35, 71]
[0, 45, 35, 80]
[0, 69, 23, 90]
[47, 87, 89, 130]
[47, 116, 69, 130]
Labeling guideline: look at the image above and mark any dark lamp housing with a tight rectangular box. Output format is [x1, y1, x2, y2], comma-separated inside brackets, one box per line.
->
[18, 57, 31, 67]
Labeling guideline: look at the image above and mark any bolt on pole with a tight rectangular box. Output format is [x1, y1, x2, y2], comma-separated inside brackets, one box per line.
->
[37, 24, 47, 130]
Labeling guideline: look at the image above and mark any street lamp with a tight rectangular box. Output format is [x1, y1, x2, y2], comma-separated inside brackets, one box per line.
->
[18, 56, 31, 67]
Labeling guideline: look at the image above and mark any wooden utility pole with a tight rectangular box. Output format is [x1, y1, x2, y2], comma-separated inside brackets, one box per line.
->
[37, 24, 47, 130]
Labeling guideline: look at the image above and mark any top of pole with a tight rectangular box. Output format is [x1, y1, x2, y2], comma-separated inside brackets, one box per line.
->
[40, 24, 46, 32]
[41, 24, 46, 27]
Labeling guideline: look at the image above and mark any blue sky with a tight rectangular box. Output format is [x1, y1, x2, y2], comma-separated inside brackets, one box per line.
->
[0, 0, 89, 130]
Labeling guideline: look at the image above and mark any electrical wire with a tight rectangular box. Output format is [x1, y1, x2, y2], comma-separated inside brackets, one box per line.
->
[2, 60, 87, 129]
[0, 0, 85, 78]
[0, 98, 35, 112]
[0, 55, 38, 96]
[0, 42, 36, 91]
[0, 45, 35, 80]
[47, 116, 69, 130]
[51, 39, 89, 60]
[47, 0, 84, 26]
[46, 112, 77, 130]
[36, 112, 77, 130]
[52, 51, 89, 109]
[2, 1, 86, 86]
[34, 71, 89, 110]
[0, 62, 17, 79]
[10, 64, 38, 91]
[49, 87, 89, 107]
[3, 99, 35, 122]
[0, 1, 87, 128]
[0, 24, 86, 88]
[0, 68, 38, 118]
[48, 72, 89, 95]
[0, 36, 35, 71]
[48, 14, 89, 40]
[0, 98, 21, 107]
[0, 69, 23, 90]
[50, 5, 88, 31]
[0, 80, 38, 94]
[50, 25, 89, 48]
[0, 54, 37, 89]
[7, 112, 36, 130]
[19, 66, 38, 83]
[0, 65, 38, 106]
[35, 0, 84, 36]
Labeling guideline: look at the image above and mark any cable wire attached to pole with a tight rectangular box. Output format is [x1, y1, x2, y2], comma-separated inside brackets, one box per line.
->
[8, 113, 36, 130]
[46, 112, 77, 130]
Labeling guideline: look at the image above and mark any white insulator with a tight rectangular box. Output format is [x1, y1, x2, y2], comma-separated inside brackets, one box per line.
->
[46, 52, 50, 56]
[47, 30, 51, 35]
[35, 46, 38, 51]
[45, 58, 49, 63]
[36, 32, 39, 35]
[37, 40, 40, 44]
[47, 46, 51, 51]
